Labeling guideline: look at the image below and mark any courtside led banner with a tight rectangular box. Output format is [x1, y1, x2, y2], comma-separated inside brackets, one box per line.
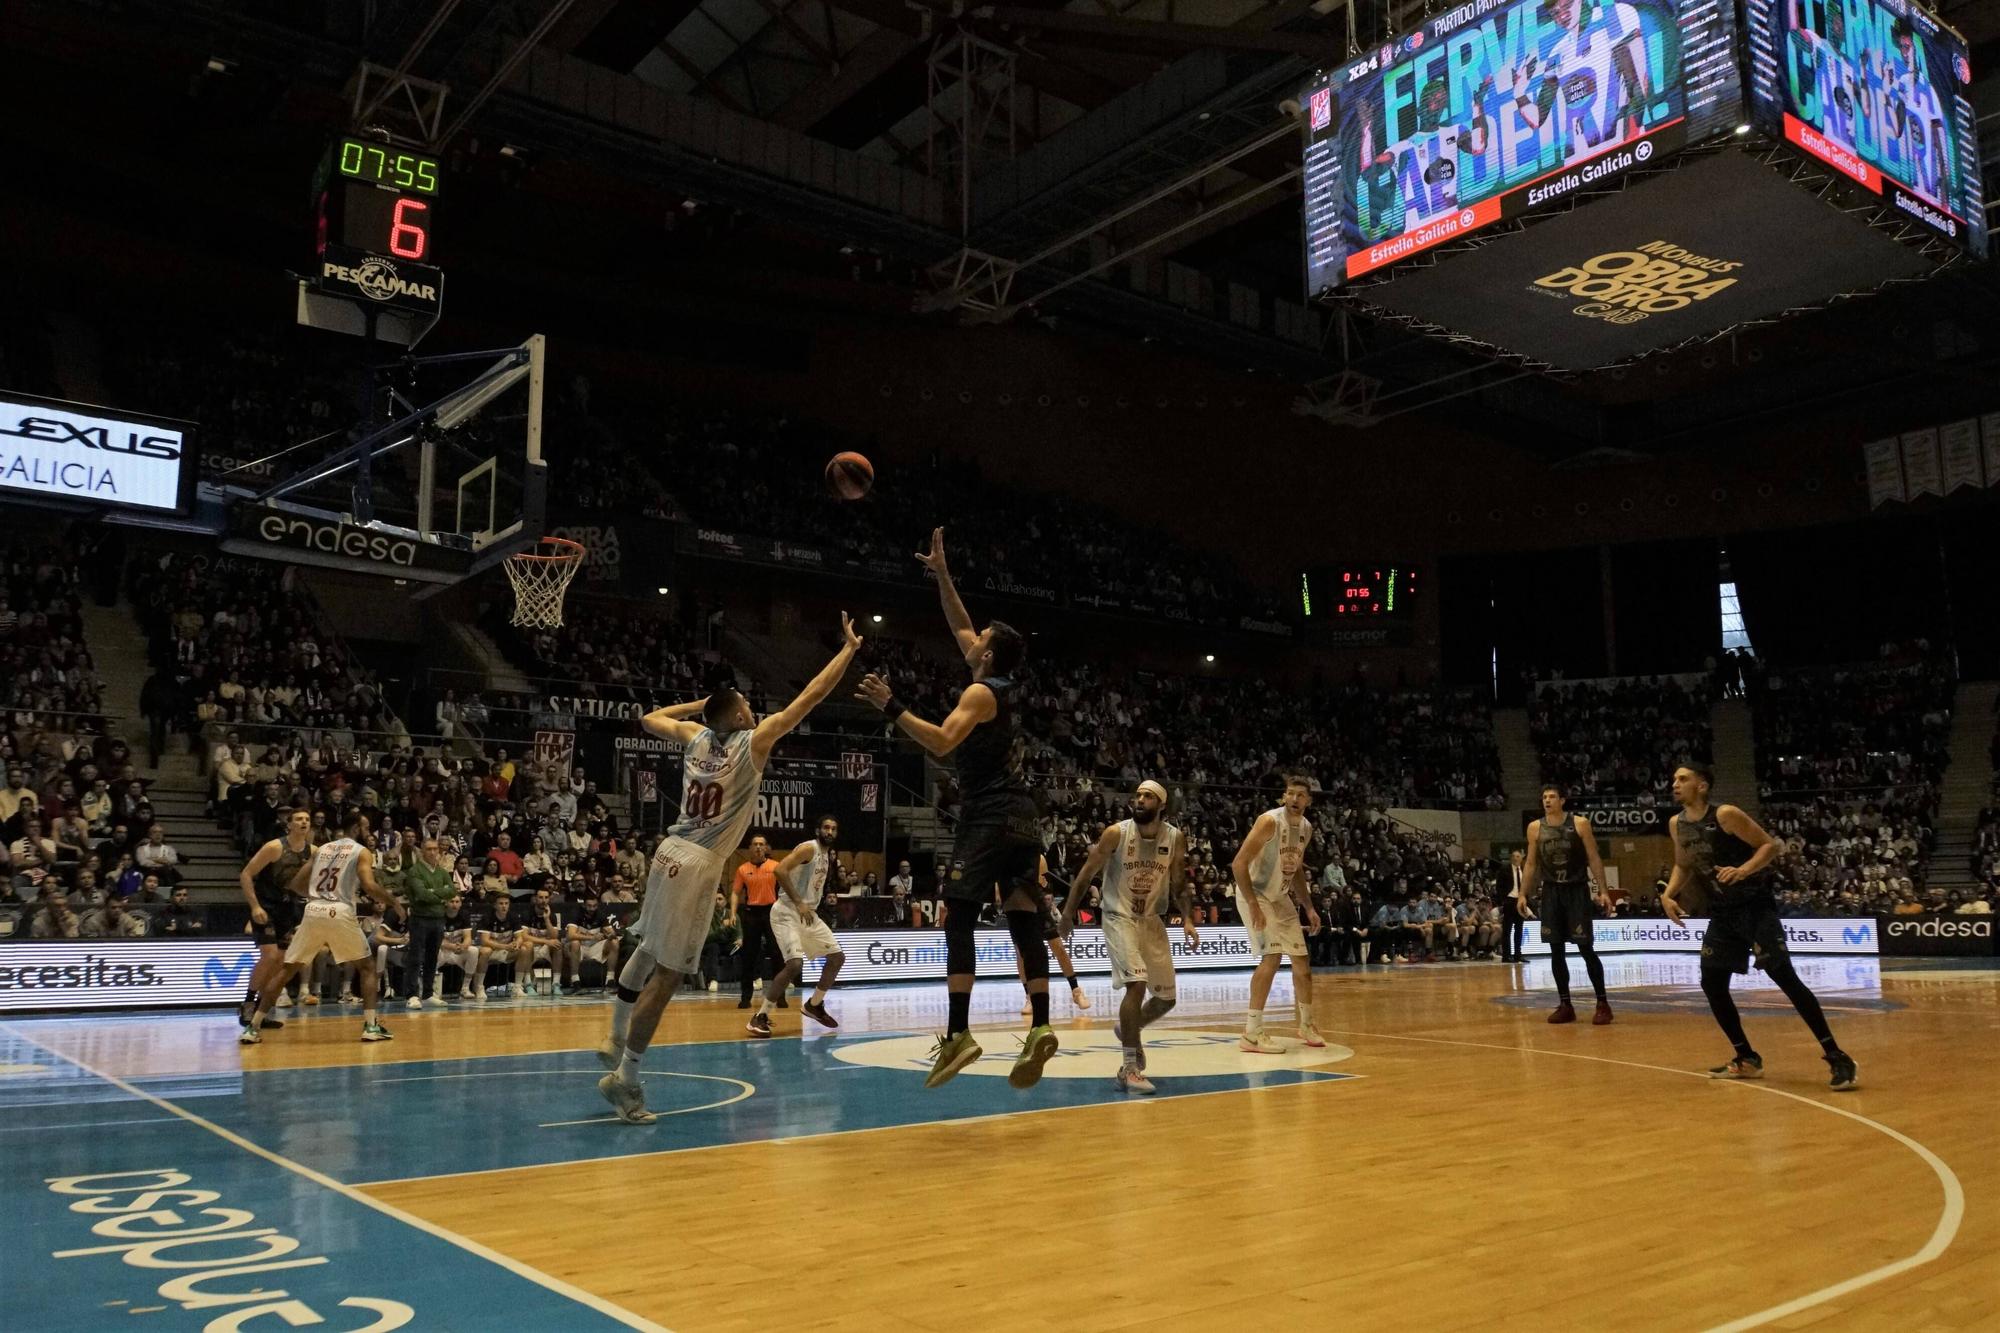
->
[1746, 0, 1987, 257]
[799, 926, 1257, 985]
[0, 393, 195, 514]
[0, 940, 255, 1013]
[1520, 916, 1878, 956]
[1302, 0, 1744, 292]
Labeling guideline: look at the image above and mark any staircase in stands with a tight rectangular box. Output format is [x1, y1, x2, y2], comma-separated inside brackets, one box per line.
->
[78, 598, 242, 908]
[1490, 707, 1540, 814]
[1926, 679, 1997, 894]
[1709, 696, 1759, 814]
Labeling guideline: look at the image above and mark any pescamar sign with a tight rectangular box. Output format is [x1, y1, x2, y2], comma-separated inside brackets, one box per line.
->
[0, 392, 196, 515]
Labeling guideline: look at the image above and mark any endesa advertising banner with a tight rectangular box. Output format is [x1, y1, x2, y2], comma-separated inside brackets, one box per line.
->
[0, 940, 259, 1013]
[799, 925, 1257, 985]
[1876, 912, 1995, 956]
[0, 392, 195, 515]
[1746, 0, 1987, 257]
[1521, 916, 1878, 956]
[1301, 0, 1744, 292]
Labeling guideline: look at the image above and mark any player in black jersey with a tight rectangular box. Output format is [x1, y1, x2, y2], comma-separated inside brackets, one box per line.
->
[235, 808, 315, 1031]
[858, 527, 1058, 1091]
[1520, 785, 1613, 1025]
[1663, 764, 1858, 1090]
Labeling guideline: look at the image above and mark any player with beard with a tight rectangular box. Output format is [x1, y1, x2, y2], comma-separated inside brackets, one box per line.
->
[1060, 780, 1193, 1095]
[756, 814, 849, 1035]
[1520, 785, 1613, 1025]
[1662, 764, 1858, 1090]
[235, 808, 315, 1033]
[857, 527, 1056, 1091]
[1357, 76, 1494, 235]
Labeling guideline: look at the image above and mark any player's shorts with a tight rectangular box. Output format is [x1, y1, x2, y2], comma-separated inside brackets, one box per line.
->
[286, 901, 370, 966]
[1037, 894, 1064, 940]
[531, 942, 562, 963]
[253, 895, 299, 946]
[1538, 883, 1597, 946]
[1103, 910, 1175, 995]
[573, 936, 618, 964]
[635, 836, 727, 975]
[440, 944, 481, 974]
[1236, 889, 1306, 957]
[1701, 898, 1790, 975]
[948, 798, 1044, 905]
[770, 902, 840, 962]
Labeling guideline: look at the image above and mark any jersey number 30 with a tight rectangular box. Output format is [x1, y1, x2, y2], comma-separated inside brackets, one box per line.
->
[685, 780, 725, 821]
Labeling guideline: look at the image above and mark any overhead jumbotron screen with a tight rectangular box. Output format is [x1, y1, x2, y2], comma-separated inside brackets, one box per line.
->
[1746, 0, 1987, 258]
[1302, 0, 1744, 293]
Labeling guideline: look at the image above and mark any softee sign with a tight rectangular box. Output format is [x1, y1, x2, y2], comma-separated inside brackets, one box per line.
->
[1520, 917, 1878, 956]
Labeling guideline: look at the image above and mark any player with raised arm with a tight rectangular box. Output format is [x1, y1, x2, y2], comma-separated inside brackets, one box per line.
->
[1230, 774, 1325, 1054]
[242, 808, 403, 1044]
[1059, 780, 1194, 1095]
[1521, 784, 1614, 1025]
[856, 527, 1057, 1091]
[752, 814, 849, 1036]
[1662, 764, 1857, 1090]
[235, 807, 315, 1032]
[596, 615, 862, 1124]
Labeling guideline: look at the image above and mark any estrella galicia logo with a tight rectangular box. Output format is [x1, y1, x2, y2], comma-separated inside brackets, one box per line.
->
[354, 258, 402, 303]
[203, 951, 259, 990]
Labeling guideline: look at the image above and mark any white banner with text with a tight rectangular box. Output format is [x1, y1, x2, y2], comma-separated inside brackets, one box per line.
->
[1520, 917, 1877, 957]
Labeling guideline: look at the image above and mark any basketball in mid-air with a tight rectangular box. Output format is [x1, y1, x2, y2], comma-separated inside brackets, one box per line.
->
[826, 450, 874, 500]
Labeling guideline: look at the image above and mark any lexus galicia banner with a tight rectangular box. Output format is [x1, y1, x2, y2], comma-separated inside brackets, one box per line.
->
[800, 926, 1257, 985]
[0, 940, 260, 1013]
[1521, 916, 1877, 957]
[0, 392, 195, 514]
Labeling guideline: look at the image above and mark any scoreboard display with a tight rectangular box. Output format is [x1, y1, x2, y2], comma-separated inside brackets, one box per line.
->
[312, 136, 444, 314]
[1304, 565, 1418, 617]
[1747, 0, 1986, 257]
[1302, 0, 1744, 293]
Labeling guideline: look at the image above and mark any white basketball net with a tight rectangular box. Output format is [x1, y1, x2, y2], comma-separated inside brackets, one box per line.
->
[504, 538, 584, 628]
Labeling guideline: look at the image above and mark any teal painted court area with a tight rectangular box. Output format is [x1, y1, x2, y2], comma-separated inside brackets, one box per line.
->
[0, 1015, 1353, 1332]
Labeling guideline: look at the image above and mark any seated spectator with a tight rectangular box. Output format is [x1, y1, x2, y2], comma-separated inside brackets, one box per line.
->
[10, 817, 59, 891]
[134, 826, 184, 885]
[30, 889, 81, 938]
[81, 894, 147, 938]
[155, 884, 206, 935]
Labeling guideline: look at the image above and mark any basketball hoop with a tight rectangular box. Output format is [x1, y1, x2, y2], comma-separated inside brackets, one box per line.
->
[504, 536, 585, 628]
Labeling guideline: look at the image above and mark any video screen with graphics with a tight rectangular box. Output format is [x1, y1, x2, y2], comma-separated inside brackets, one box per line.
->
[1302, 0, 1743, 292]
[1747, 0, 1987, 257]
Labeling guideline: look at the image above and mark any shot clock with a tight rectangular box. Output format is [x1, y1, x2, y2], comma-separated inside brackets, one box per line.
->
[1302, 565, 1417, 617]
[312, 136, 444, 316]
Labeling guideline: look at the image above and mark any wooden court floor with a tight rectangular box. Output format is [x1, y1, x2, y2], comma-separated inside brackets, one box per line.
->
[6, 954, 1996, 1332]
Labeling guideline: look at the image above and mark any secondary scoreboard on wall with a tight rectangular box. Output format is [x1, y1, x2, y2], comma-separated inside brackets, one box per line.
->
[1302, 565, 1418, 617]
[1302, 0, 1746, 293]
[1747, 0, 1986, 257]
[311, 135, 444, 315]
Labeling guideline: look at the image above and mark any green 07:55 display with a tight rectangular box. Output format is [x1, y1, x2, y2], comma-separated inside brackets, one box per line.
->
[337, 139, 440, 194]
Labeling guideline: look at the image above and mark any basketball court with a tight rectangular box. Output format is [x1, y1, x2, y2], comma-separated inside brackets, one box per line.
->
[8, 956, 1995, 1332]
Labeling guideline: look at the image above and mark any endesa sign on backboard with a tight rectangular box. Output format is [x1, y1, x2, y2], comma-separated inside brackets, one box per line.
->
[0, 393, 195, 515]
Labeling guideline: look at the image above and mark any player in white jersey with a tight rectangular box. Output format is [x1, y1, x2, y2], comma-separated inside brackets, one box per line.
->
[597, 615, 862, 1124]
[1358, 78, 1494, 234]
[752, 814, 849, 1036]
[1786, 0, 1867, 156]
[1882, 21, 1951, 203]
[1060, 780, 1193, 1095]
[241, 809, 403, 1044]
[1230, 773, 1326, 1053]
[1511, 0, 1652, 168]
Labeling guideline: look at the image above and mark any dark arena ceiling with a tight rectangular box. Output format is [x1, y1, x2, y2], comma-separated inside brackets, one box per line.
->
[6, 0, 1999, 459]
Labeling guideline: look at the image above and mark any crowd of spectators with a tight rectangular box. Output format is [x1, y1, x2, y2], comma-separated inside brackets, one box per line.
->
[616, 402, 1287, 625]
[1529, 675, 1714, 801]
[1750, 660, 1952, 896]
[0, 546, 207, 938]
[131, 551, 403, 766]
